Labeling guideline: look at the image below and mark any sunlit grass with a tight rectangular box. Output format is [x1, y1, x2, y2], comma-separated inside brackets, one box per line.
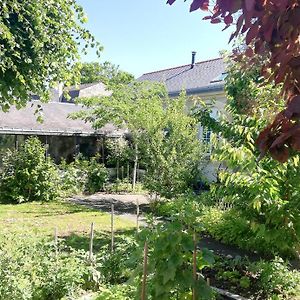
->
[0, 201, 135, 237]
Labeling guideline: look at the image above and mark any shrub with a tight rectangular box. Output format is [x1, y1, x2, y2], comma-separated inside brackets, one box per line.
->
[59, 155, 108, 195]
[59, 157, 88, 196]
[96, 284, 136, 300]
[0, 137, 60, 203]
[0, 235, 99, 300]
[249, 258, 300, 299]
[199, 207, 296, 257]
[85, 156, 108, 194]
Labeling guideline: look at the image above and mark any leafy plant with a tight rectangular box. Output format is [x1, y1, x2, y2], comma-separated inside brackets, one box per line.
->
[85, 156, 108, 194]
[136, 203, 214, 300]
[0, 235, 99, 300]
[197, 55, 300, 258]
[249, 258, 300, 299]
[167, 0, 300, 161]
[59, 155, 108, 195]
[0, 137, 60, 203]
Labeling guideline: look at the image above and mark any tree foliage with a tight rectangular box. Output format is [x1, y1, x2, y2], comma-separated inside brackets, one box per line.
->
[198, 57, 300, 257]
[167, 0, 300, 162]
[78, 61, 134, 87]
[74, 82, 204, 198]
[0, 137, 60, 203]
[0, 0, 101, 111]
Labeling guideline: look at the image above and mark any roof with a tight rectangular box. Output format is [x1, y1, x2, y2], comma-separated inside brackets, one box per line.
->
[62, 82, 111, 103]
[0, 101, 124, 137]
[137, 57, 226, 97]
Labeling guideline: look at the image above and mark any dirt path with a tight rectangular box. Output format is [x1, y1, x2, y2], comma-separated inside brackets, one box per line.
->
[70, 192, 150, 223]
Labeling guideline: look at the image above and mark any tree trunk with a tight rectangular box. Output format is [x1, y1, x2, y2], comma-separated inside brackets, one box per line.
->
[132, 143, 138, 190]
[116, 159, 119, 180]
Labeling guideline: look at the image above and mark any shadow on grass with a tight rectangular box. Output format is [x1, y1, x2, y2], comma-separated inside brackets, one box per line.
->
[70, 197, 150, 215]
[63, 229, 136, 252]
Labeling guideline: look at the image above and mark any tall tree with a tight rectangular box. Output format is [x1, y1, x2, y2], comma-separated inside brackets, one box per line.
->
[167, 0, 300, 162]
[78, 61, 134, 86]
[73, 82, 204, 197]
[0, 0, 101, 111]
[197, 56, 300, 257]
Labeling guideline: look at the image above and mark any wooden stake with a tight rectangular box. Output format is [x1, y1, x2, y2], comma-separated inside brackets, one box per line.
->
[193, 231, 197, 300]
[111, 203, 114, 252]
[136, 199, 140, 233]
[206, 277, 210, 286]
[89, 222, 94, 261]
[141, 241, 148, 300]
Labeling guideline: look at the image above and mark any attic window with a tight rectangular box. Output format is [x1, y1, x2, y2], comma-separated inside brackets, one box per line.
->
[210, 72, 227, 83]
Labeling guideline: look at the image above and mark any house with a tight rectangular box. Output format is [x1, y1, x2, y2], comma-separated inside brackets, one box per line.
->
[0, 82, 124, 163]
[137, 53, 227, 181]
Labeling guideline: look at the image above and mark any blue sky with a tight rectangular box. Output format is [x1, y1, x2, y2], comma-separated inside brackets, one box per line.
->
[77, 0, 233, 77]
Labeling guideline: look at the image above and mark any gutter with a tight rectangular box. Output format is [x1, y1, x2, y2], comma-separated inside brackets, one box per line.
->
[0, 128, 108, 137]
[168, 84, 224, 97]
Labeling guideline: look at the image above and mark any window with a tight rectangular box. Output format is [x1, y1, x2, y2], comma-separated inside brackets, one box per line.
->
[202, 127, 212, 143]
[198, 108, 218, 154]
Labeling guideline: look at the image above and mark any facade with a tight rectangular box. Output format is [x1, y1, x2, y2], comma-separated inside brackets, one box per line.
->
[137, 54, 227, 181]
[0, 82, 123, 163]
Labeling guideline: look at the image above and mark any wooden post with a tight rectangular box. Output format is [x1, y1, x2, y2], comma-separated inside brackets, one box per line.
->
[193, 231, 197, 300]
[102, 136, 105, 164]
[206, 278, 210, 286]
[111, 203, 114, 252]
[136, 199, 140, 233]
[132, 143, 138, 190]
[141, 241, 148, 300]
[121, 166, 124, 180]
[14, 135, 18, 150]
[75, 135, 80, 157]
[45, 135, 49, 158]
[89, 222, 94, 262]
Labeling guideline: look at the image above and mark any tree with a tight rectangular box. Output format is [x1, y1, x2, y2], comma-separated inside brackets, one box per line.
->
[167, 0, 300, 162]
[0, 137, 60, 203]
[73, 82, 204, 197]
[78, 61, 134, 86]
[0, 0, 101, 111]
[198, 56, 300, 257]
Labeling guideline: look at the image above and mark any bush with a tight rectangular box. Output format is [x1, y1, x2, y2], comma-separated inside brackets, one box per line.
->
[59, 158, 87, 196]
[249, 258, 300, 299]
[59, 155, 108, 195]
[0, 137, 60, 203]
[85, 156, 108, 194]
[199, 207, 296, 257]
[0, 235, 99, 300]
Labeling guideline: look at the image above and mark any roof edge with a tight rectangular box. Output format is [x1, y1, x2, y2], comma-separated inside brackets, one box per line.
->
[168, 84, 225, 97]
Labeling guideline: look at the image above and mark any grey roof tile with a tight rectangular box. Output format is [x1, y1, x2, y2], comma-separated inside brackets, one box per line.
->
[137, 57, 226, 96]
[0, 101, 123, 137]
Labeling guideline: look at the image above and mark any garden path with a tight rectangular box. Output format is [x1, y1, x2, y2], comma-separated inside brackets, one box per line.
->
[69, 193, 300, 270]
[70, 192, 150, 224]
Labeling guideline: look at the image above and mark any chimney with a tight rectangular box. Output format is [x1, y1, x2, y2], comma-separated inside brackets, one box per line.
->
[191, 51, 196, 69]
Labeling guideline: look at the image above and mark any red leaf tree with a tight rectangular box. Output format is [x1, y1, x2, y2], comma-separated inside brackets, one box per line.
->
[167, 0, 300, 162]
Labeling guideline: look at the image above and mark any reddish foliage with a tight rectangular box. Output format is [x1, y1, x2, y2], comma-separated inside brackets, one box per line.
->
[167, 0, 300, 162]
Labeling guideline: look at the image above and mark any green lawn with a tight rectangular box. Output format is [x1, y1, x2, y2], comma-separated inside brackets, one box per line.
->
[0, 201, 135, 239]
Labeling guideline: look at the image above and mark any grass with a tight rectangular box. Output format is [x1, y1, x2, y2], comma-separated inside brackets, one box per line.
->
[0, 200, 135, 238]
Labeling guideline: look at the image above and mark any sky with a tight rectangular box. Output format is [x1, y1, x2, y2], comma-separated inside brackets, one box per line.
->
[77, 0, 233, 78]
